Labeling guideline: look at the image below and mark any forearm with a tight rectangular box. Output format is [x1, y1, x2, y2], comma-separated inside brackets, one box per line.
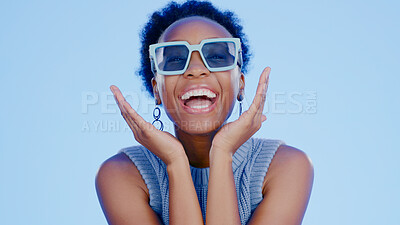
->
[206, 149, 241, 225]
[167, 158, 204, 225]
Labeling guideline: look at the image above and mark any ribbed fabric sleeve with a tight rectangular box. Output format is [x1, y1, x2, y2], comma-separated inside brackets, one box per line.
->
[120, 138, 285, 225]
[248, 138, 286, 212]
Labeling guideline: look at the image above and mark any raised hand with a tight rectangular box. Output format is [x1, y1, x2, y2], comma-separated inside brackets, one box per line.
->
[211, 67, 270, 156]
[110, 85, 187, 165]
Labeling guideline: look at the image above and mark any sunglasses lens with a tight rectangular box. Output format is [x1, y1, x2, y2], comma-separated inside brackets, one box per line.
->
[155, 45, 189, 72]
[202, 42, 236, 69]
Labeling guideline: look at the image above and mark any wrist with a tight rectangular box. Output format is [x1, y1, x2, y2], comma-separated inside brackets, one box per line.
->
[209, 147, 233, 166]
[210, 145, 233, 158]
[166, 155, 190, 172]
[164, 149, 187, 166]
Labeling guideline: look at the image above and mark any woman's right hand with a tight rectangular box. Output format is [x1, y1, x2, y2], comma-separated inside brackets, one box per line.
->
[110, 85, 187, 166]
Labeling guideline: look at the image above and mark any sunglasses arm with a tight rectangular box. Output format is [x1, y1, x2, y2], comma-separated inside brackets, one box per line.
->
[150, 57, 157, 75]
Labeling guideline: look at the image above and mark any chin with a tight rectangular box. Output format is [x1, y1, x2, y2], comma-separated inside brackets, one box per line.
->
[175, 118, 224, 135]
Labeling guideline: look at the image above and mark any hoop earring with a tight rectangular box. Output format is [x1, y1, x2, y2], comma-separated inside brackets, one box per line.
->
[152, 106, 164, 131]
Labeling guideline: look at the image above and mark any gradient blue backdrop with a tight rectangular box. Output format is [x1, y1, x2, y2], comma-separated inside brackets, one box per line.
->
[1, 0, 399, 224]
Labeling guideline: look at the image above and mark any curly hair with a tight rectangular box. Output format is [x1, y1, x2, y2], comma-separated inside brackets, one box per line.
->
[137, 0, 251, 98]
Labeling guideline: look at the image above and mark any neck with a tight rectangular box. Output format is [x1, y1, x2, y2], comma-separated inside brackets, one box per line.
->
[174, 126, 217, 168]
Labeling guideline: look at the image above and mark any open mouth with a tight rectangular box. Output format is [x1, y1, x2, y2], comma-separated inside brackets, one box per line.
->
[180, 88, 218, 112]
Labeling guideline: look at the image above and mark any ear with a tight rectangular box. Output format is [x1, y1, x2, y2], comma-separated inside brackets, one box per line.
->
[237, 73, 245, 101]
[151, 77, 162, 105]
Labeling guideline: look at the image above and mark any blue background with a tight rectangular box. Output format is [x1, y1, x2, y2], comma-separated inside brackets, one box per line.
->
[1, 0, 399, 224]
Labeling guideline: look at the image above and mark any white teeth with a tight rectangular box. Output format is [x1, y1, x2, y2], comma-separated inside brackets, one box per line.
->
[181, 88, 216, 100]
[190, 105, 208, 109]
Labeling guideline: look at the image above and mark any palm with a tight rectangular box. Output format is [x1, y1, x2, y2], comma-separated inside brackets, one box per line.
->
[212, 67, 270, 155]
[110, 85, 186, 165]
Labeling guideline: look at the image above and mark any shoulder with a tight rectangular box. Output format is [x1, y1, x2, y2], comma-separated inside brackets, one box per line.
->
[248, 143, 314, 224]
[273, 144, 313, 170]
[95, 152, 149, 198]
[95, 152, 163, 224]
[262, 144, 314, 195]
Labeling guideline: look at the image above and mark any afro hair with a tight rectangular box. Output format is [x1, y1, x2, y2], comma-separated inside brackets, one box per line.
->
[137, 0, 251, 97]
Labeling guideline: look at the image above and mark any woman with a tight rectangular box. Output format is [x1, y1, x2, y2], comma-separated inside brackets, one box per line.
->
[96, 1, 314, 224]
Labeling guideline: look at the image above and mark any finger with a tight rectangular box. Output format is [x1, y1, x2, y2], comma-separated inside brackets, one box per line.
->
[116, 96, 144, 133]
[120, 101, 141, 134]
[256, 67, 270, 115]
[110, 85, 127, 110]
[247, 68, 269, 127]
[110, 85, 128, 114]
[110, 85, 141, 133]
[247, 67, 269, 116]
[110, 85, 138, 122]
[260, 114, 267, 123]
[257, 69, 270, 125]
[112, 86, 155, 133]
[121, 97, 155, 132]
[259, 68, 270, 113]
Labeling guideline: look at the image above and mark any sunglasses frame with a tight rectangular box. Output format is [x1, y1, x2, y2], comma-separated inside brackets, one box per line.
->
[149, 38, 242, 76]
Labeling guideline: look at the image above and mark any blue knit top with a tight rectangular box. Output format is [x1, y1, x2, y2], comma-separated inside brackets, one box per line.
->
[120, 138, 285, 225]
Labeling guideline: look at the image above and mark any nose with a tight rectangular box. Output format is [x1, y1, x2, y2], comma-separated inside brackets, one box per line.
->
[183, 51, 210, 78]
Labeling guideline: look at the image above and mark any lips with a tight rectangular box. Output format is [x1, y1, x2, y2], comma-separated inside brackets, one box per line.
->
[178, 87, 218, 114]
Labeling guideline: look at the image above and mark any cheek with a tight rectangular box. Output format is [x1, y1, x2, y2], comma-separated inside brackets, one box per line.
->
[228, 70, 241, 96]
[155, 75, 165, 100]
[157, 75, 178, 106]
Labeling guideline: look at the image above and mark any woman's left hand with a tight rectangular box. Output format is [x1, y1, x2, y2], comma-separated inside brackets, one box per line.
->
[211, 67, 270, 156]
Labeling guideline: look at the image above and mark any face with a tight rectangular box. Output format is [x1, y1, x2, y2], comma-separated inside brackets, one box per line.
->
[152, 16, 245, 135]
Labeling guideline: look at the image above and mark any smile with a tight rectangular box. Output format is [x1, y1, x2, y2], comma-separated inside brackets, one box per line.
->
[179, 88, 218, 114]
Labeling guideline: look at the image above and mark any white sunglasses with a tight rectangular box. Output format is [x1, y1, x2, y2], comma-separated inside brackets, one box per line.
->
[149, 38, 242, 75]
